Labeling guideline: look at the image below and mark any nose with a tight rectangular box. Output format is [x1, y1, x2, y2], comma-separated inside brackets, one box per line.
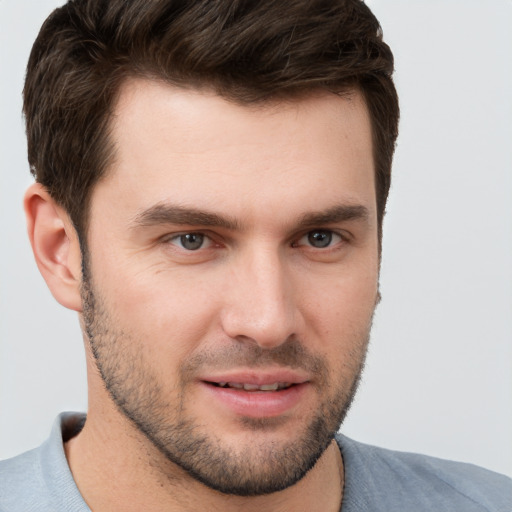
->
[220, 247, 300, 349]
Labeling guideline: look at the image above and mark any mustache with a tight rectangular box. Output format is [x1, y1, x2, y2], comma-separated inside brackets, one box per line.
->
[180, 337, 328, 380]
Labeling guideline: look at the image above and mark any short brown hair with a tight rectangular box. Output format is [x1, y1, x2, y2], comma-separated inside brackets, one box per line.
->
[24, 0, 399, 241]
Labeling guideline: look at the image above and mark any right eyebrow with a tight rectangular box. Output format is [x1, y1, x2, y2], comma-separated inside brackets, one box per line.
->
[131, 203, 242, 231]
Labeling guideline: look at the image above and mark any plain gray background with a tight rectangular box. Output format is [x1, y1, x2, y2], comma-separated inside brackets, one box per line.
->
[1, 0, 511, 478]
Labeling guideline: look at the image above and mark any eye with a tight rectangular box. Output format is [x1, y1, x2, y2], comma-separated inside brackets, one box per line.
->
[168, 232, 211, 251]
[295, 229, 343, 249]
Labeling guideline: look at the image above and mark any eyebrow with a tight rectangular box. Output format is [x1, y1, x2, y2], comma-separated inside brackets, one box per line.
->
[132, 204, 241, 231]
[297, 204, 369, 228]
[131, 202, 369, 231]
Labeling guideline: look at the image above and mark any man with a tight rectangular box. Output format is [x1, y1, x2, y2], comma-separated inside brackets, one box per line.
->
[0, 0, 510, 510]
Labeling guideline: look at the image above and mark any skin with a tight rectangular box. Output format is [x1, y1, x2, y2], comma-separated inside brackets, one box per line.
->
[25, 79, 379, 511]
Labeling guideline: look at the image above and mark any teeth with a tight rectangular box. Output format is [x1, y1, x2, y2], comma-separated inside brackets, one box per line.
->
[243, 383, 261, 391]
[215, 382, 292, 391]
[259, 383, 279, 391]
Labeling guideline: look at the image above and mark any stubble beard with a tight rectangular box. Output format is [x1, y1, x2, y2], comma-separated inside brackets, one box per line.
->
[80, 262, 372, 496]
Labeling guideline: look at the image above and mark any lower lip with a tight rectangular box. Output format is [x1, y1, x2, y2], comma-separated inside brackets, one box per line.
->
[200, 382, 308, 418]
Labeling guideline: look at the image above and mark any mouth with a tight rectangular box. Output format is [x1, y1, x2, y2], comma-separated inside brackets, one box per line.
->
[207, 381, 295, 391]
[199, 372, 310, 418]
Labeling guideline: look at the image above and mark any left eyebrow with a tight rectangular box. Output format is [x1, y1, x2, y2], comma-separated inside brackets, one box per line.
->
[297, 204, 370, 228]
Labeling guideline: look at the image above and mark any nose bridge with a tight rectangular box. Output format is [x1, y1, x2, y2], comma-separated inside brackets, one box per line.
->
[221, 243, 297, 348]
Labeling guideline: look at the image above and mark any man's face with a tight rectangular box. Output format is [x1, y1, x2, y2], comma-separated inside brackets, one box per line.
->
[82, 79, 379, 495]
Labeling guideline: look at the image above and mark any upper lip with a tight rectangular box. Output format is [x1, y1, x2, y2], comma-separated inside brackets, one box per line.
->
[200, 369, 310, 386]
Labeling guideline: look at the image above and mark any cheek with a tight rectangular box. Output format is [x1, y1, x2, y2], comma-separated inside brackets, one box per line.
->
[295, 273, 377, 382]
[300, 265, 378, 331]
[94, 261, 222, 359]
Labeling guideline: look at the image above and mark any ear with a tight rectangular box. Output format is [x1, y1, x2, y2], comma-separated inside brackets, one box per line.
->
[24, 183, 83, 312]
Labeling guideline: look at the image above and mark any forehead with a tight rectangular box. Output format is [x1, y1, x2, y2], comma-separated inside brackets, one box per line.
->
[92, 78, 375, 227]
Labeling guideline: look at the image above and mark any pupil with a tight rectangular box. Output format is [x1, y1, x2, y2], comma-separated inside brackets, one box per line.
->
[308, 230, 331, 248]
[181, 233, 204, 250]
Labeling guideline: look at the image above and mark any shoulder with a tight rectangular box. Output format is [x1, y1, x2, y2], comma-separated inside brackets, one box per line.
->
[0, 444, 51, 511]
[0, 413, 88, 512]
[336, 434, 512, 512]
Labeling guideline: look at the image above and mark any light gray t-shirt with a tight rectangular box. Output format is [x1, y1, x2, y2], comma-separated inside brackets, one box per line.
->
[0, 413, 511, 511]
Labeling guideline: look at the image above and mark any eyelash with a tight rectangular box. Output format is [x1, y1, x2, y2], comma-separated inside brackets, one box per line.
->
[292, 230, 346, 250]
[165, 232, 216, 251]
[164, 229, 347, 252]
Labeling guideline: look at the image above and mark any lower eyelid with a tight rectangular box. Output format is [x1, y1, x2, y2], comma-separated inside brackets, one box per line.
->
[166, 233, 213, 250]
[162, 231, 348, 251]
[296, 231, 345, 248]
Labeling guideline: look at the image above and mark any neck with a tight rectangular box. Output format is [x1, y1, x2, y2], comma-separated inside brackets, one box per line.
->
[65, 405, 344, 512]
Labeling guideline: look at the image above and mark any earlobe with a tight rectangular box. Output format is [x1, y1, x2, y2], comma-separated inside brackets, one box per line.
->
[24, 183, 83, 312]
